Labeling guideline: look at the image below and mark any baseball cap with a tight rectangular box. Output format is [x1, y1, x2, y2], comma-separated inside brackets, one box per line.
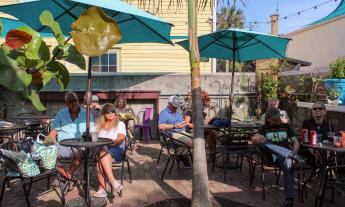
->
[168, 96, 180, 108]
[92, 95, 99, 102]
[265, 107, 281, 120]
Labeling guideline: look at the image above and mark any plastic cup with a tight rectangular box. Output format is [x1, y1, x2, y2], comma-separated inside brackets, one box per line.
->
[328, 132, 335, 143]
[91, 132, 98, 142]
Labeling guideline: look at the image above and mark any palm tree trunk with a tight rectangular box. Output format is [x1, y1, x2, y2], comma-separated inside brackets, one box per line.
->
[188, 0, 211, 206]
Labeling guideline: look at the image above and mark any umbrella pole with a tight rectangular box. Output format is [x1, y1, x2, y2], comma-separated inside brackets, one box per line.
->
[84, 57, 92, 206]
[229, 35, 236, 125]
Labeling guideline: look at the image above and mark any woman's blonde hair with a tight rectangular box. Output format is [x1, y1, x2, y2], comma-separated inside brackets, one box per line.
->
[95, 103, 119, 132]
[114, 98, 127, 108]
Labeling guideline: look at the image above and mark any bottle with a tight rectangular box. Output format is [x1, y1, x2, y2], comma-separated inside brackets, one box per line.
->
[301, 129, 309, 143]
[310, 130, 317, 145]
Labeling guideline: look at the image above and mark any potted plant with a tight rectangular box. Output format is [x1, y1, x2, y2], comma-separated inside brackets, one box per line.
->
[324, 57, 345, 105]
[326, 88, 341, 105]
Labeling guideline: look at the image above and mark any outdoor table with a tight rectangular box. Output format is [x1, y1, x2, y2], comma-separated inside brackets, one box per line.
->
[0, 125, 28, 141]
[12, 115, 55, 131]
[301, 143, 345, 205]
[60, 138, 114, 207]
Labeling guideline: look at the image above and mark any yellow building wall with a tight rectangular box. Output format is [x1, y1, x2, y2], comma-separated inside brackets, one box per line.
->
[0, 0, 213, 73]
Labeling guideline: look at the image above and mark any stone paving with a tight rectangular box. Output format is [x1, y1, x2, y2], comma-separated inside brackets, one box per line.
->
[0, 141, 344, 207]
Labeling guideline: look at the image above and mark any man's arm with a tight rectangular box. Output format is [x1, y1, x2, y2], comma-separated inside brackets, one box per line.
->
[251, 133, 266, 144]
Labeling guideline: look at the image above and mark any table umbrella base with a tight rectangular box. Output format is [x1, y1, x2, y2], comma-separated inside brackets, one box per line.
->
[66, 196, 107, 207]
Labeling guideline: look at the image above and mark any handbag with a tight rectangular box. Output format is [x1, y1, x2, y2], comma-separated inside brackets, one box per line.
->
[33, 142, 57, 170]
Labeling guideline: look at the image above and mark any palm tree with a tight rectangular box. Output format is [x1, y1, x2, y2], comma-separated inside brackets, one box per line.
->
[216, 6, 245, 72]
[133, 1, 246, 206]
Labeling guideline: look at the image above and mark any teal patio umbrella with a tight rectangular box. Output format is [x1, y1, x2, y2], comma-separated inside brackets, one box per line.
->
[0, 0, 172, 44]
[177, 28, 290, 122]
[0, 1, 172, 205]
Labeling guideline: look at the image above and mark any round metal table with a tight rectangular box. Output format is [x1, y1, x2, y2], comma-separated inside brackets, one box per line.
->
[60, 138, 114, 207]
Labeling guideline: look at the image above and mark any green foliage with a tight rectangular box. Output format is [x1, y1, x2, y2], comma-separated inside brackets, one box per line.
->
[0, 10, 86, 111]
[329, 56, 345, 79]
[327, 88, 341, 97]
[262, 72, 279, 101]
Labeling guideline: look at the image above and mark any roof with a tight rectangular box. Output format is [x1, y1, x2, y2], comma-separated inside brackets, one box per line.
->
[284, 57, 312, 67]
[309, 0, 345, 26]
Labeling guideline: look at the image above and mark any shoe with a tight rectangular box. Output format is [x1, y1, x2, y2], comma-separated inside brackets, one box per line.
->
[112, 181, 123, 193]
[94, 188, 107, 198]
[283, 198, 293, 207]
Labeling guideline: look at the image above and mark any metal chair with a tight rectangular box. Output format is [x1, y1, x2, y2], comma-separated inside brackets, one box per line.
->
[160, 130, 193, 180]
[0, 141, 58, 207]
[211, 129, 250, 182]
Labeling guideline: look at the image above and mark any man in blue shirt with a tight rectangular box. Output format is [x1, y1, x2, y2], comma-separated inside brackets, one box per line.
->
[158, 95, 192, 167]
[48, 91, 94, 180]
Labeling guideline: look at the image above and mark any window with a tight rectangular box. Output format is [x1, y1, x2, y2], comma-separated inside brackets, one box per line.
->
[90, 49, 120, 72]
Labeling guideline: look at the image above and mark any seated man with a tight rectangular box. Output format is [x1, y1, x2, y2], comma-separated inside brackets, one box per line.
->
[260, 97, 289, 125]
[252, 107, 300, 207]
[158, 95, 192, 168]
[48, 91, 94, 180]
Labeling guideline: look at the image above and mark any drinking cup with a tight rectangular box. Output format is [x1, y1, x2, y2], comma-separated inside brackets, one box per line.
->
[91, 132, 98, 142]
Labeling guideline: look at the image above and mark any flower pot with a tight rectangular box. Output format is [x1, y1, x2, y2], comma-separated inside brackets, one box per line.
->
[327, 96, 339, 105]
[324, 79, 345, 105]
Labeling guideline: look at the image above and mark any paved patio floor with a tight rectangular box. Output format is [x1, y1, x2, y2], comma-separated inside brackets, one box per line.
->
[0, 141, 344, 207]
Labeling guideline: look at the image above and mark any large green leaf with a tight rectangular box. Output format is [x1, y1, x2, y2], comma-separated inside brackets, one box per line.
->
[71, 7, 122, 57]
[0, 46, 32, 91]
[17, 26, 43, 60]
[52, 43, 86, 69]
[46, 61, 70, 90]
[39, 10, 64, 45]
[24, 88, 46, 111]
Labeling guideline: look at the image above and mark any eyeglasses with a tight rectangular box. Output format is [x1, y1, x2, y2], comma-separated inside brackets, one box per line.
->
[67, 99, 77, 104]
[104, 110, 116, 114]
[312, 107, 324, 111]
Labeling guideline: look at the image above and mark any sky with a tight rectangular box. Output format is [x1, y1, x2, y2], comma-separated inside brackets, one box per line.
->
[224, 0, 341, 34]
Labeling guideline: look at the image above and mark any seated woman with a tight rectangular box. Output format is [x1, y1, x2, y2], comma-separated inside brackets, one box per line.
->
[300, 101, 335, 166]
[93, 103, 126, 197]
[114, 98, 135, 139]
[302, 101, 335, 141]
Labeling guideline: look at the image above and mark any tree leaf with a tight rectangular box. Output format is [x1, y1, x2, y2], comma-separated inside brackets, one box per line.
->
[39, 10, 65, 45]
[24, 88, 46, 111]
[71, 7, 122, 57]
[17, 26, 43, 60]
[52, 43, 86, 69]
[0, 46, 32, 91]
[5, 29, 32, 49]
[46, 61, 70, 90]
[42, 71, 52, 86]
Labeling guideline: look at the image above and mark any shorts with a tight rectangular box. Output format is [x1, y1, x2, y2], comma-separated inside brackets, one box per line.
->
[56, 143, 79, 158]
[108, 146, 124, 162]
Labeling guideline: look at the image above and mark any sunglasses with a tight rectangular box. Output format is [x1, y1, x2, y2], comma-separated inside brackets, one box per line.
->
[104, 109, 116, 114]
[312, 107, 324, 111]
[67, 99, 77, 104]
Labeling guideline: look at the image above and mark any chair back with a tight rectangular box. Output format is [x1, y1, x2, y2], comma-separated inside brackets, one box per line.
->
[0, 141, 22, 177]
[160, 131, 176, 156]
[137, 107, 152, 126]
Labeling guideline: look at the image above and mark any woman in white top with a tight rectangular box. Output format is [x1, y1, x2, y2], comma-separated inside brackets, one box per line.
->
[93, 103, 126, 198]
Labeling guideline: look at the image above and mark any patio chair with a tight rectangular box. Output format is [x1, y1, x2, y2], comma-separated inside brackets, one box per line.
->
[160, 130, 193, 180]
[0, 141, 58, 207]
[315, 164, 345, 207]
[211, 129, 250, 183]
[250, 145, 305, 201]
[134, 107, 152, 143]
[157, 129, 167, 164]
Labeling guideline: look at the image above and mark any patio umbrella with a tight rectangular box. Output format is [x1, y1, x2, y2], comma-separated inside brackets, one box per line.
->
[0, 0, 173, 139]
[0, 1, 172, 205]
[176, 28, 290, 122]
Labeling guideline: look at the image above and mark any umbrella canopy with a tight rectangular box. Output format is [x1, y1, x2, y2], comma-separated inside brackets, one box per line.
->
[177, 28, 290, 122]
[0, 0, 173, 44]
[176, 28, 289, 62]
[0, 17, 54, 37]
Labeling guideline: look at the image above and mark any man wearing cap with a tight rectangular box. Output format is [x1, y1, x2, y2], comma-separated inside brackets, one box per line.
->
[158, 95, 193, 167]
[252, 107, 300, 207]
[90, 95, 101, 119]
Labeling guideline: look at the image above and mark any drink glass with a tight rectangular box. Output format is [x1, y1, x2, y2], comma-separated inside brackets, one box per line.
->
[327, 132, 335, 143]
[91, 132, 98, 142]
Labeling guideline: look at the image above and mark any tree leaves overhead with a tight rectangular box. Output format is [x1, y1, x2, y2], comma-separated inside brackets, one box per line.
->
[52, 43, 86, 69]
[24, 88, 46, 111]
[0, 46, 32, 91]
[71, 7, 122, 57]
[46, 61, 70, 90]
[5, 29, 32, 49]
[16, 26, 43, 60]
[39, 10, 65, 45]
